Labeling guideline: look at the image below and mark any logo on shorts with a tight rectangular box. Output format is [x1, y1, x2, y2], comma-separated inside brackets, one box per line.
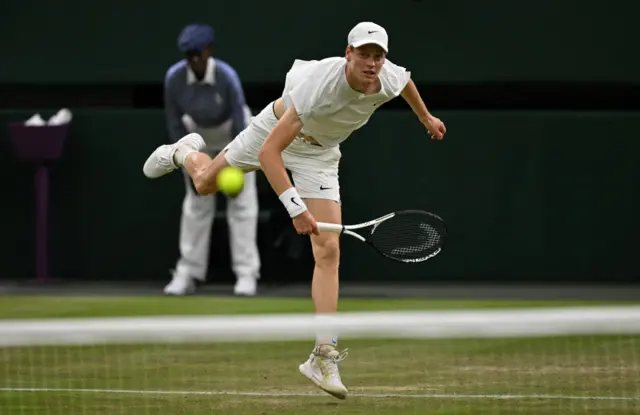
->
[320, 185, 332, 190]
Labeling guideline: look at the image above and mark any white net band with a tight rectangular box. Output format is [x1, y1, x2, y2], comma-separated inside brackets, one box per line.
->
[2, 306, 640, 347]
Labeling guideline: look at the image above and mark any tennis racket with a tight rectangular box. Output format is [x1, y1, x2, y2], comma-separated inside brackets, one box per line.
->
[317, 210, 447, 263]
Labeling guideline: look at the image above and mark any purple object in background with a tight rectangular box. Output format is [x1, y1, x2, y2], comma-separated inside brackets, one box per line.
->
[9, 123, 69, 162]
[8, 122, 70, 283]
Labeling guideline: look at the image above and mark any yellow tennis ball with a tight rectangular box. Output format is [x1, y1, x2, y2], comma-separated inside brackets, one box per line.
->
[216, 166, 244, 196]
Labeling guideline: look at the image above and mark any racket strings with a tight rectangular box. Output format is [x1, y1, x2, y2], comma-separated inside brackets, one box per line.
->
[368, 212, 446, 263]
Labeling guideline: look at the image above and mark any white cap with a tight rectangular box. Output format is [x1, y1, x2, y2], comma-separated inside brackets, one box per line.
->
[347, 22, 389, 53]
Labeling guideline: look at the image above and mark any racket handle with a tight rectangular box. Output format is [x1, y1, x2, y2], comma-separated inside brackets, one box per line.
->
[316, 222, 344, 233]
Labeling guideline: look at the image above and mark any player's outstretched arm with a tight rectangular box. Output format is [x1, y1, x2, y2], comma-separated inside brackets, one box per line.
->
[400, 79, 447, 140]
[258, 106, 300, 196]
[258, 106, 319, 235]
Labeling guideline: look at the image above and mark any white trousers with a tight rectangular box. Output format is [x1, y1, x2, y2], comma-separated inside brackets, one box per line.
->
[174, 111, 261, 281]
[174, 169, 261, 281]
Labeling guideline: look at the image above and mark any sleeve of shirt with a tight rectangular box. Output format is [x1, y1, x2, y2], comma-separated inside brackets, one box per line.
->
[381, 59, 412, 99]
[282, 70, 319, 127]
[220, 63, 249, 139]
[163, 72, 187, 142]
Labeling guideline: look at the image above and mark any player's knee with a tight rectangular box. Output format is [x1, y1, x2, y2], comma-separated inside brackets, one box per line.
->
[312, 236, 340, 269]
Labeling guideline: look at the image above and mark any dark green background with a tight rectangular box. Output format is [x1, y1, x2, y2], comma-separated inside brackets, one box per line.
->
[1, 0, 637, 84]
[1, 109, 637, 283]
[1, 1, 637, 284]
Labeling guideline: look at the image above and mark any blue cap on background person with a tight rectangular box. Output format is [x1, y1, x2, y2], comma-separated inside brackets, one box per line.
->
[178, 24, 215, 54]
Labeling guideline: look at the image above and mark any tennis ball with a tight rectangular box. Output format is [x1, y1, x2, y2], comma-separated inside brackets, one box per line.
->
[216, 166, 244, 196]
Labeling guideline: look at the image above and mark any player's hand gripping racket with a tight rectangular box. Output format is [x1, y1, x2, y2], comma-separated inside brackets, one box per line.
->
[316, 210, 447, 263]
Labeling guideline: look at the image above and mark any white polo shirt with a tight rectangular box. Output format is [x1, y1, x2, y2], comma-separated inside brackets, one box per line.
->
[282, 57, 411, 148]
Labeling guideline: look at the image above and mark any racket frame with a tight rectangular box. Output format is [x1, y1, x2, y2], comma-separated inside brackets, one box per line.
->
[317, 210, 446, 263]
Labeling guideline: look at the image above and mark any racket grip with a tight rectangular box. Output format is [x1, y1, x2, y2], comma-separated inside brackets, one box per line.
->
[316, 222, 344, 233]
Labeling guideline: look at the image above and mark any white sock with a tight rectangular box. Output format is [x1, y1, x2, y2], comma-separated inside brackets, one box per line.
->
[315, 314, 338, 348]
[173, 146, 196, 167]
[315, 337, 338, 350]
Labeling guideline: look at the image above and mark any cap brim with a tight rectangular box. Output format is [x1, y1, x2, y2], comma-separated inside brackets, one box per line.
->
[351, 39, 388, 53]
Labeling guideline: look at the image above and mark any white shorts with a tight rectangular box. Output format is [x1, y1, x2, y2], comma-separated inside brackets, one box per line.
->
[223, 102, 342, 202]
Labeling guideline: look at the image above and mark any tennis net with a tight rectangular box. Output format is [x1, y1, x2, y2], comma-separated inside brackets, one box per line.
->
[1, 306, 639, 415]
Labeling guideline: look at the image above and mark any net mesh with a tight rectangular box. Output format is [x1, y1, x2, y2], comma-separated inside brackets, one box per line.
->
[1, 307, 640, 415]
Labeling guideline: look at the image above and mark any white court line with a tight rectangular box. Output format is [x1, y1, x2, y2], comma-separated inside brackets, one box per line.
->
[0, 388, 638, 401]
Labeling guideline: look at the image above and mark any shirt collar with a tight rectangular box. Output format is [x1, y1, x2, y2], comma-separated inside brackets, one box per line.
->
[186, 57, 216, 85]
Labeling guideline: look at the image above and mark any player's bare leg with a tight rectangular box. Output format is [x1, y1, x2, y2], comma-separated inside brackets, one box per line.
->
[182, 150, 230, 195]
[307, 199, 341, 322]
[298, 198, 349, 399]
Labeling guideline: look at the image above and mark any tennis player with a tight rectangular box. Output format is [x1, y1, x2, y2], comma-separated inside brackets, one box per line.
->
[143, 21, 446, 399]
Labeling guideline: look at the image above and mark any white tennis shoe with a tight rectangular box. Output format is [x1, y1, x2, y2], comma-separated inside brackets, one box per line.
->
[163, 271, 196, 296]
[233, 276, 257, 296]
[299, 345, 349, 399]
[143, 133, 205, 179]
